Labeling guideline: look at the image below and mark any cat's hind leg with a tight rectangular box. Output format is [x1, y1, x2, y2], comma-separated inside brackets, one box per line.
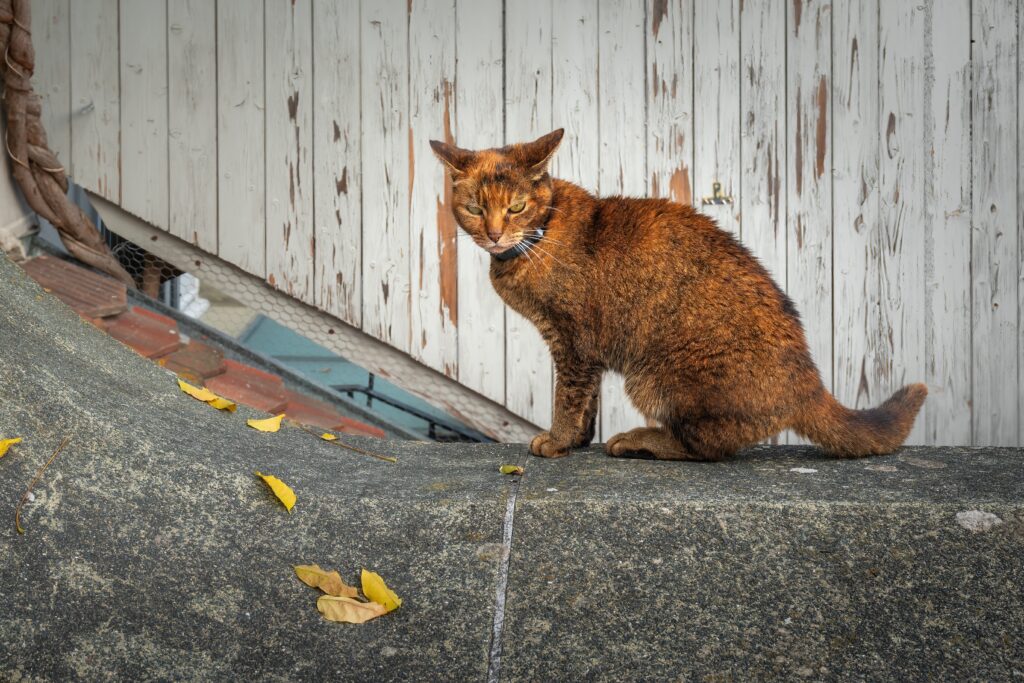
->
[664, 417, 764, 461]
[605, 426, 700, 461]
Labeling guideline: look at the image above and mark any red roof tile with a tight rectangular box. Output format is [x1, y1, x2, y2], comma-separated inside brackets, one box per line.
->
[22, 254, 128, 318]
[280, 389, 347, 430]
[159, 341, 226, 383]
[206, 359, 288, 414]
[104, 306, 183, 359]
[333, 416, 386, 439]
[278, 390, 385, 437]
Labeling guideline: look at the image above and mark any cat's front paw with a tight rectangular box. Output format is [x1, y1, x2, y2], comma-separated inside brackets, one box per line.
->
[529, 431, 572, 458]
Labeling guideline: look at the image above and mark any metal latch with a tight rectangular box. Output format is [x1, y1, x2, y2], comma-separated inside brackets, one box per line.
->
[701, 182, 733, 206]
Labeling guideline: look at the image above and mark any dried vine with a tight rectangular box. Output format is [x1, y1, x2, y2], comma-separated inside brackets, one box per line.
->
[0, 0, 133, 287]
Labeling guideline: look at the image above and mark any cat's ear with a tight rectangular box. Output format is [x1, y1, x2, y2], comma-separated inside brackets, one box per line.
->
[519, 128, 564, 179]
[430, 139, 473, 178]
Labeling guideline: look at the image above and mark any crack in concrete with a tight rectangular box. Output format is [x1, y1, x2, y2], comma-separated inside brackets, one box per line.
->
[486, 475, 520, 683]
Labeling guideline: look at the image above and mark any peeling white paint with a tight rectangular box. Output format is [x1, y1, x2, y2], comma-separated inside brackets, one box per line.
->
[789, 467, 818, 474]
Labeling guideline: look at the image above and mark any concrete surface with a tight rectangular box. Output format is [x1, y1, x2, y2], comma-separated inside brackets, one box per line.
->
[1, 252, 1022, 681]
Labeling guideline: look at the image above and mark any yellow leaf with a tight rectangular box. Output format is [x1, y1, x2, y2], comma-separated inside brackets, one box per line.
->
[247, 414, 285, 432]
[0, 437, 22, 458]
[177, 379, 218, 402]
[317, 595, 387, 624]
[177, 379, 237, 412]
[361, 569, 401, 613]
[255, 471, 296, 511]
[499, 464, 524, 475]
[294, 564, 359, 598]
[320, 432, 338, 441]
[207, 397, 237, 412]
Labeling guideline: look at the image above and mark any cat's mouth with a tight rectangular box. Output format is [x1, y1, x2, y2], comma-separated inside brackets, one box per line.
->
[482, 228, 546, 261]
[482, 234, 526, 254]
[485, 239, 520, 254]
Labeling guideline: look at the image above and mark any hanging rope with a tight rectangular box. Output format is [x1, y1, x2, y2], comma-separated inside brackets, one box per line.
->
[0, 0, 134, 287]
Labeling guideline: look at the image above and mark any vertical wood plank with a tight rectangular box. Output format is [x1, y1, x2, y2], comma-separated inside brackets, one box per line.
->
[552, 0, 599, 194]
[32, 0, 71, 169]
[455, 0, 505, 404]
[740, 0, 785, 283]
[694, 0, 740, 233]
[313, 0, 362, 326]
[505, 0, 554, 428]
[70, 0, 119, 201]
[878, 1, 927, 444]
[972, 0, 1019, 445]
[647, 0, 694, 206]
[120, 0, 168, 228]
[265, 0, 314, 302]
[361, 0, 411, 353]
[832, 0, 880, 416]
[217, 0, 265, 276]
[598, 0, 648, 439]
[786, 0, 832, 397]
[1019, 0, 1024, 447]
[924, 0, 972, 444]
[409, 0, 459, 376]
[168, 0, 217, 252]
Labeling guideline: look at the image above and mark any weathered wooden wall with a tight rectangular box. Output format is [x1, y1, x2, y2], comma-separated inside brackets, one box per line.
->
[31, 0, 1023, 446]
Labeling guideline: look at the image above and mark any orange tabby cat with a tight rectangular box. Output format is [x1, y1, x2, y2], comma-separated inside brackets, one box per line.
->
[430, 129, 926, 460]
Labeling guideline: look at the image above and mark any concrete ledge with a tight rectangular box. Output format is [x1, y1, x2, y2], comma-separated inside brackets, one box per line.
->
[505, 448, 1022, 681]
[1, 253, 1022, 681]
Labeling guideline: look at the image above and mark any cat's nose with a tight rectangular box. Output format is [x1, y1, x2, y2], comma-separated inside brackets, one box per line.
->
[485, 218, 503, 242]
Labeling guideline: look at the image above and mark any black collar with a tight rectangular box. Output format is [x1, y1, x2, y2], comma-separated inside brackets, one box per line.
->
[492, 226, 547, 262]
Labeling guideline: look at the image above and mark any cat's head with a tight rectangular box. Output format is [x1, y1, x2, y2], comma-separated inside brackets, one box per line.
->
[429, 129, 563, 254]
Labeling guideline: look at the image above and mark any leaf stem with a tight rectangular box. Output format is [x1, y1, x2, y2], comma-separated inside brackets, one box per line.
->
[292, 423, 397, 463]
[15, 436, 71, 535]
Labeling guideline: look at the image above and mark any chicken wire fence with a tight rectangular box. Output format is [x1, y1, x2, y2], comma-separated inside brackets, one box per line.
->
[33, 182, 207, 315]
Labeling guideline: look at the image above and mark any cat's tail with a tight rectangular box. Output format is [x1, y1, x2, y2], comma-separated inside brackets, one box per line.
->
[792, 383, 928, 457]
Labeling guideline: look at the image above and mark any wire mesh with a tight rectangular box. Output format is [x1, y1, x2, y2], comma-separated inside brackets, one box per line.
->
[101, 228, 182, 300]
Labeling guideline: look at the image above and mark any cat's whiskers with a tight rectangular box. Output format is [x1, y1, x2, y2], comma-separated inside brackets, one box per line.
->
[525, 241, 567, 269]
[451, 229, 569, 264]
[517, 240, 539, 267]
[524, 243, 551, 268]
[536, 248, 567, 269]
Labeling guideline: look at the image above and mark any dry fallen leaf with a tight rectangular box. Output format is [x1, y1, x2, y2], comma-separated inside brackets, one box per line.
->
[361, 569, 402, 613]
[177, 379, 219, 402]
[499, 464, 524, 475]
[0, 437, 22, 458]
[255, 471, 296, 511]
[177, 379, 236, 411]
[207, 397, 237, 412]
[317, 595, 387, 624]
[248, 414, 285, 432]
[294, 564, 359, 598]
[320, 433, 338, 441]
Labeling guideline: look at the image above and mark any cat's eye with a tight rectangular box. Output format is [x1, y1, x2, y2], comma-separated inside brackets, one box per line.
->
[466, 205, 483, 216]
[508, 201, 526, 214]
